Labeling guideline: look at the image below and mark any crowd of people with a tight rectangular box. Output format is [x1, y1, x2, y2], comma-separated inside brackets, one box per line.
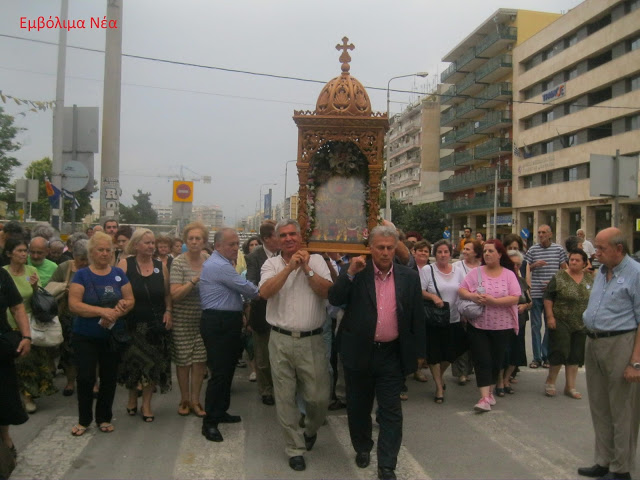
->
[1, 218, 639, 480]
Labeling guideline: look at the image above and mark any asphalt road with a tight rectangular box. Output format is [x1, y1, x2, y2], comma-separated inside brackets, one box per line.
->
[7, 332, 630, 480]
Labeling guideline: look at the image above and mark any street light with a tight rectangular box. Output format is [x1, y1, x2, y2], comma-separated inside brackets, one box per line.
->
[284, 159, 297, 218]
[258, 182, 277, 222]
[385, 72, 429, 221]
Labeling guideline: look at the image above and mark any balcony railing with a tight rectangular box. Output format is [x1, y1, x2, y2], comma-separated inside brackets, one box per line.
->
[439, 149, 475, 171]
[390, 154, 420, 173]
[475, 54, 512, 82]
[441, 193, 512, 213]
[474, 138, 512, 159]
[457, 47, 477, 71]
[476, 82, 512, 107]
[476, 110, 512, 133]
[476, 26, 517, 56]
[440, 107, 456, 126]
[441, 62, 458, 83]
[456, 99, 476, 118]
[441, 85, 457, 104]
[457, 72, 476, 93]
[440, 166, 512, 192]
[439, 153, 456, 170]
[441, 131, 457, 148]
[455, 122, 477, 142]
[392, 172, 421, 189]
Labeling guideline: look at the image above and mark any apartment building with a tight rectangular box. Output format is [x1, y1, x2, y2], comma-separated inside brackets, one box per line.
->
[439, 9, 561, 240]
[513, 0, 640, 250]
[387, 93, 442, 205]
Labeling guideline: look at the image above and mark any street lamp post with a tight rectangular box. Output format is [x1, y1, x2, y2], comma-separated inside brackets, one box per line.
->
[258, 182, 277, 222]
[385, 72, 429, 221]
[284, 159, 297, 219]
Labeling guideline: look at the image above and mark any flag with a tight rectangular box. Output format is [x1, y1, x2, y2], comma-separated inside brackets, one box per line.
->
[513, 142, 520, 157]
[62, 189, 80, 208]
[44, 177, 61, 207]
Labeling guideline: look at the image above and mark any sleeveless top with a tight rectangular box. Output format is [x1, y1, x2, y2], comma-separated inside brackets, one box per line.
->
[125, 256, 166, 325]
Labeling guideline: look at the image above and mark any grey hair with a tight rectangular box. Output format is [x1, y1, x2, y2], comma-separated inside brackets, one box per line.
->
[507, 249, 524, 263]
[275, 219, 301, 235]
[369, 225, 399, 243]
[576, 229, 585, 236]
[213, 227, 237, 246]
[67, 232, 89, 247]
[609, 233, 630, 255]
[73, 239, 89, 259]
[49, 238, 64, 249]
[31, 223, 56, 240]
[125, 228, 154, 255]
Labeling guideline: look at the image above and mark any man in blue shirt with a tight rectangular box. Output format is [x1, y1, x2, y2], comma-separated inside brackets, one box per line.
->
[578, 227, 640, 480]
[200, 228, 260, 442]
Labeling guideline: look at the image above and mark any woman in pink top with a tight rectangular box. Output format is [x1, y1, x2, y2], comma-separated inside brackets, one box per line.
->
[458, 239, 521, 413]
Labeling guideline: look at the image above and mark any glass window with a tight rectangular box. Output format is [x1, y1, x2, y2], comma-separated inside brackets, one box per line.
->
[564, 34, 578, 48]
[628, 74, 640, 92]
[565, 67, 578, 81]
[568, 167, 578, 181]
[630, 37, 640, 52]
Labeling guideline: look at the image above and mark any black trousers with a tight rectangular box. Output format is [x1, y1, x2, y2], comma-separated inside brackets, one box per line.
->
[467, 324, 512, 388]
[200, 309, 243, 426]
[343, 341, 404, 470]
[73, 334, 120, 427]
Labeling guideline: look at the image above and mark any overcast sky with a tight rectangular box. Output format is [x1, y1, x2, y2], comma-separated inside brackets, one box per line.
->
[1, 0, 582, 225]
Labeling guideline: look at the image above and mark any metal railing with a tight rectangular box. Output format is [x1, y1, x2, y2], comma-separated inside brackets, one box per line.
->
[440, 166, 512, 192]
[476, 26, 517, 56]
[476, 54, 512, 81]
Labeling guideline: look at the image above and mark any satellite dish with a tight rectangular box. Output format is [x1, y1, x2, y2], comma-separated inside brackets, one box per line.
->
[61, 161, 90, 192]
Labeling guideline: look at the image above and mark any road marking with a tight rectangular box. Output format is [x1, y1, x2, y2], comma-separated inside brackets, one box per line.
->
[173, 417, 246, 480]
[11, 415, 95, 480]
[327, 415, 431, 480]
[457, 410, 582, 480]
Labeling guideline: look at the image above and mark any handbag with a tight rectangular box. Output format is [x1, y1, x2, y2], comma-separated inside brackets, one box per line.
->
[457, 266, 486, 319]
[31, 286, 58, 323]
[423, 266, 451, 328]
[44, 262, 73, 301]
[30, 314, 63, 347]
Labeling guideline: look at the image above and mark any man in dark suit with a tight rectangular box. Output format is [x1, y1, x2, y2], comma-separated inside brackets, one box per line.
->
[245, 221, 279, 406]
[328, 225, 425, 480]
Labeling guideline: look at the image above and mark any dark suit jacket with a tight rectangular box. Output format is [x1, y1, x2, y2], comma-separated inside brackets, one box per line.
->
[328, 261, 426, 375]
[245, 246, 269, 333]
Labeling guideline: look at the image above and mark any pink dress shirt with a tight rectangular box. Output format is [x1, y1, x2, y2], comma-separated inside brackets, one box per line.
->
[373, 263, 399, 342]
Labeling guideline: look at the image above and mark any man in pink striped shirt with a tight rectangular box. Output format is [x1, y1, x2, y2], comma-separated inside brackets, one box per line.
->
[328, 225, 425, 480]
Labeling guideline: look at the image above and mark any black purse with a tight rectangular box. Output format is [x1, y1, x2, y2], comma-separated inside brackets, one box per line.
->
[31, 286, 58, 323]
[423, 265, 451, 328]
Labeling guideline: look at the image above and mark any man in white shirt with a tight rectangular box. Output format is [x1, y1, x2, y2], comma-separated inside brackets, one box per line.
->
[259, 219, 332, 472]
[576, 229, 596, 259]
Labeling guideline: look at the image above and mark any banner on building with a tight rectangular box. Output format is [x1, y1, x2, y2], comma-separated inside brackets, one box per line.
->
[264, 189, 272, 219]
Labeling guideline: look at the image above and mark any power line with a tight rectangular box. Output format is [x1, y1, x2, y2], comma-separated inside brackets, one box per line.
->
[1, 32, 639, 110]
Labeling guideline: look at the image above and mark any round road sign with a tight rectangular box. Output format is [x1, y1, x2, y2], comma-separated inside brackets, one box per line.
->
[61, 161, 90, 192]
[175, 183, 192, 200]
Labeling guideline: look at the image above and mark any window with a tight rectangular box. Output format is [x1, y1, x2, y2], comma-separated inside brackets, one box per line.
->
[626, 115, 640, 131]
[561, 134, 577, 148]
[587, 123, 612, 142]
[541, 48, 554, 61]
[627, 74, 640, 92]
[524, 88, 535, 100]
[629, 37, 640, 52]
[564, 34, 578, 48]
[588, 87, 612, 106]
[626, 0, 640, 13]
[542, 110, 554, 123]
[541, 80, 550, 92]
[587, 14, 611, 35]
[523, 118, 533, 130]
[564, 67, 578, 81]
[568, 167, 578, 181]
[587, 50, 612, 70]
[570, 101, 583, 114]
[542, 140, 554, 154]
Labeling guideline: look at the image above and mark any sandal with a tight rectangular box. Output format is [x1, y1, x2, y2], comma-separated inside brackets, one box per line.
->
[494, 387, 505, 397]
[98, 422, 114, 433]
[127, 406, 137, 416]
[544, 383, 556, 397]
[141, 407, 155, 422]
[71, 424, 87, 436]
[63, 387, 74, 397]
[399, 392, 408, 401]
[542, 362, 550, 369]
[564, 388, 582, 399]
[504, 386, 515, 394]
[529, 361, 540, 369]
[192, 403, 206, 418]
[177, 400, 191, 416]
[434, 396, 444, 404]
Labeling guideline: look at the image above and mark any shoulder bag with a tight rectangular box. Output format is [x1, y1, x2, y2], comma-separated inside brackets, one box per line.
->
[423, 265, 451, 327]
[31, 286, 59, 323]
[30, 314, 63, 347]
[44, 262, 73, 301]
[457, 266, 485, 319]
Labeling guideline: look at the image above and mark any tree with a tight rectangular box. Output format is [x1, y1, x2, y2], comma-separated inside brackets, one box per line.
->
[119, 190, 158, 224]
[394, 202, 447, 244]
[0, 106, 22, 215]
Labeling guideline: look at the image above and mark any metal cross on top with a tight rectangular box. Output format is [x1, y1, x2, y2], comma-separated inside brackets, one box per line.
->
[336, 36, 355, 73]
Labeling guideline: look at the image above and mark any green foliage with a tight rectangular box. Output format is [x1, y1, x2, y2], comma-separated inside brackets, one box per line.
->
[0, 107, 22, 215]
[119, 190, 158, 224]
[392, 200, 447, 244]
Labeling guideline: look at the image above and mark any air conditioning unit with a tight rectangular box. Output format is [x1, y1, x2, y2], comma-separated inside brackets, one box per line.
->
[507, 44, 513, 51]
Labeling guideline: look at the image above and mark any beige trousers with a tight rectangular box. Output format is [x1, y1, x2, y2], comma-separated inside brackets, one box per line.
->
[585, 331, 640, 473]
[269, 330, 330, 458]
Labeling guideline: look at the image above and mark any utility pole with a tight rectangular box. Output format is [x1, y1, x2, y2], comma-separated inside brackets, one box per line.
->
[51, 0, 68, 230]
[100, 0, 123, 221]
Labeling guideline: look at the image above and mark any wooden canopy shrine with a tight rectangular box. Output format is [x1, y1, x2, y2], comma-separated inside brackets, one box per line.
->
[293, 37, 388, 253]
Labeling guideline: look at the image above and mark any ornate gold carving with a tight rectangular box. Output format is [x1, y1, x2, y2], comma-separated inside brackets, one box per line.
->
[336, 37, 355, 74]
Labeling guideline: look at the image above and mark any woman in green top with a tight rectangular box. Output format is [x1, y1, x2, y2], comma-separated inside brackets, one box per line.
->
[3, 237, 57, 413]
[543, 248, 594, 399]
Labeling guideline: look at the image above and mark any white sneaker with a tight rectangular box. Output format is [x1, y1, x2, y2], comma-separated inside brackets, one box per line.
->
[249, 372, 256, 382]
[474, 397, 491, 413]
[23, 395, 37, 414]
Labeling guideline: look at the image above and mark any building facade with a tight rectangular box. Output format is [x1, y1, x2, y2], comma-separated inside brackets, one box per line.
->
[439, 9, 561, 242]
[191, 205, 224, 228]
[513, 0, 640, 250]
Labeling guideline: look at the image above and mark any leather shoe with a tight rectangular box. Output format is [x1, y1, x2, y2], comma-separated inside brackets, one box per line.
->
[304, 432, 317, 451]
[328, 399, 347, 410]
[288, 455, 306, 471]
[217, 413, 241, 423]
[201, 425, 223, 442]
[598, 473, 631, 480]
[355, 451, 370, 468]
[262, 395, 275, 406]
[578, 465, 609, 478]
[378, 467, 396, 480]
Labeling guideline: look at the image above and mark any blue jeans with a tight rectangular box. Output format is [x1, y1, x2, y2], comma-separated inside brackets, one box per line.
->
[530, 298, 548, 363]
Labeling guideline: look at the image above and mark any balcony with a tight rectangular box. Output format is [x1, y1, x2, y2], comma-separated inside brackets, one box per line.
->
[439, 153, 456, 171]
[441, 131, 457, 148]
[439, 166, 512, 193]
[440, 107, 457, 127]
[439, 149, 475, 172]
[457, 46, 486, 74]
[475, 54, 512, 83]
[476, 110, 512, 134]
[441, 62, 459, 84]
[476, 26, 517, 58]
[476, 82, 512, 108]
[474, 137, 512, 159]
[456, 98, 486, 120]
[391, 171, 421, 190]
[441, 193, 512, 214]
[390, 154, 420, 173]
[441, 85, 461, 105]
[457, 72, 486, 96]
[456, 122, 486, 144]
[389, 137, 420, 157]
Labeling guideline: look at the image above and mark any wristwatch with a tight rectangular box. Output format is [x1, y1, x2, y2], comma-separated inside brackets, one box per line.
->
[306, 270, 315, 278]
[629, 362, 640, 370]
